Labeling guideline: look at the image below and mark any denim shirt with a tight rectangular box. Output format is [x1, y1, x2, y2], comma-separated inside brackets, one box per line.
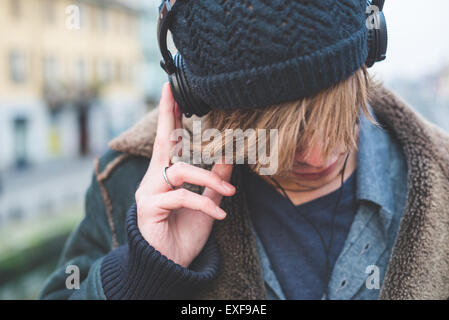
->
[251, 108, 409, 300]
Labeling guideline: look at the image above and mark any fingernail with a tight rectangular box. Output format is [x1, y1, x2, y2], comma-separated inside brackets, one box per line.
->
[222, 180, 235, 192]
[216, 207, 227, 218]
[161, 83, 173, 103]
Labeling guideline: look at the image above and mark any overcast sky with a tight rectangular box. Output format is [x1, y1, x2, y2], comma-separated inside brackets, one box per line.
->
[371, 0, 449, 81]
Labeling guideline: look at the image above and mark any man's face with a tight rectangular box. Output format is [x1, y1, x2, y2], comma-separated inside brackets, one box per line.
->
[283, 125, 359, 191]
[289, 142, 349, 190]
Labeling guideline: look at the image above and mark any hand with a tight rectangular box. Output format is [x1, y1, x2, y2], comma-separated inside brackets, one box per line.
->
[134, 83, 235, 268]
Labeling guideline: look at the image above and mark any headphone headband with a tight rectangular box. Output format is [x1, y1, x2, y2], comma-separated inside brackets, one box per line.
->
[157, 0, 178, 75]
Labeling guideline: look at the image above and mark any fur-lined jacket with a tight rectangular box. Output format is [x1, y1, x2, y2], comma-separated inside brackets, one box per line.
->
[40, 85, 449, 300]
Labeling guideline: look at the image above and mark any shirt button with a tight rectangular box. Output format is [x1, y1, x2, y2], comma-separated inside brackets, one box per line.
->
[340, 279, 347, 288]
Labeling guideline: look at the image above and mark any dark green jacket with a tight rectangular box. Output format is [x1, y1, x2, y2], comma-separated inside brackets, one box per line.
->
[40, 85, 449, 300]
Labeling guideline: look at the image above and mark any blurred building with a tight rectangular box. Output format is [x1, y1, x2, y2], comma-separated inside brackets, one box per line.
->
[0, 0, 148, 171]
[140, 1, 168, 107]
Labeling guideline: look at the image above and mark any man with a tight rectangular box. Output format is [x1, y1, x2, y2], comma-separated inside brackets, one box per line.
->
[40, 0, 449, 300]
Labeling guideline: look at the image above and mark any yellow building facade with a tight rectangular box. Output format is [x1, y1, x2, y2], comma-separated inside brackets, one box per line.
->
[0, 0, 146, 169]
[0, 0, 143, 98]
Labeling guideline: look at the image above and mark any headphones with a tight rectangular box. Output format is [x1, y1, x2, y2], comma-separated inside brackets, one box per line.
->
[157, 0, 388, 118]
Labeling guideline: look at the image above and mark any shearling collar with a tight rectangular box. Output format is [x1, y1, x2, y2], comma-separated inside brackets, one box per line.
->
[109, 84, 449, 299]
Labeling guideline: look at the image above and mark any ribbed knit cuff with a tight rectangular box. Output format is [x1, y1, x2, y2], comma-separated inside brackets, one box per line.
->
[100, 203, 220, 300]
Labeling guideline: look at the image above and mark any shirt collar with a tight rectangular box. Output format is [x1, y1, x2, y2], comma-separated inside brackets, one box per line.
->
[356, 105, 395, 234]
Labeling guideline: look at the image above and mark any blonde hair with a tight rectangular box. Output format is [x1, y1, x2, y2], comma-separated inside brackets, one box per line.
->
[192, 66, 375, 175]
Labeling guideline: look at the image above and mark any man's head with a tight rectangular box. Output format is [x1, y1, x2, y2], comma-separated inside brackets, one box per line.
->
[167, 0, 377, 187]
[200, 66, 376, 189]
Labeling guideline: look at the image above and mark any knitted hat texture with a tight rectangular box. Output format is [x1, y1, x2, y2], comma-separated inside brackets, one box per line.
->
[168, 0, 369, 110]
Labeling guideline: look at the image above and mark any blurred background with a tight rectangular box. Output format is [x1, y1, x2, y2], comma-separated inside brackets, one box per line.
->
[0, 0, 448, 299]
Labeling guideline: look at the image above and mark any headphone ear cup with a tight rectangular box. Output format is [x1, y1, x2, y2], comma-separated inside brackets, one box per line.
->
[376, 12, 388, 61]
[168, 65, 189, 116]
[169, 53, 210, 118]
[366, 27, 376, 68]
[366, 10, 388, 68]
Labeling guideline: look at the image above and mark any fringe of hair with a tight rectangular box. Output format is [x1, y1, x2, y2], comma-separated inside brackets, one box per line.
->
[190, 67, 376, 176]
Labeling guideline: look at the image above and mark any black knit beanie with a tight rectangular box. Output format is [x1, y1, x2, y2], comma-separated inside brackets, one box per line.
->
[168, 0, 369, 111]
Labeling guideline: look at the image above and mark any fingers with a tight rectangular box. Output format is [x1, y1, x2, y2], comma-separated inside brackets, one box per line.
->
[202, 163, 234, 204]
[153, 82, 177, 166]
[165, 161, 235, 196]
[148, 188, 228, 221]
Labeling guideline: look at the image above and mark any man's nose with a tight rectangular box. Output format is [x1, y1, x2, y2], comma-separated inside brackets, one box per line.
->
[295, 144, 334, 168]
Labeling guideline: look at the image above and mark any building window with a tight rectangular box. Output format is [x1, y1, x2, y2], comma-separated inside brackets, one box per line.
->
[79, 4, 89, 30]
[42, 0, 56, 24]
[127, 64, 134, 84]
[129, 64, 135, 84]
[9, 51, 27, 84]
[99, 61, 113, 83]
[10, 0, 21, 19]
[120, 13, 128, 34]
[75, 59, 87, 85]
[109, 11, 120, 34]
[14, 117, 29, 168]
[43, 56, 60, 85]
[122, 63, 127, 83]
[96, 61, 104, 83]
[115, 61, 123, 82]
[123, 14, 134, 35]
[97, 7, 108, 32]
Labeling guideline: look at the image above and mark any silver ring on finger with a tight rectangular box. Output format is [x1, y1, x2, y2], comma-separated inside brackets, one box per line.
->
[162, 166, 176, 190]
